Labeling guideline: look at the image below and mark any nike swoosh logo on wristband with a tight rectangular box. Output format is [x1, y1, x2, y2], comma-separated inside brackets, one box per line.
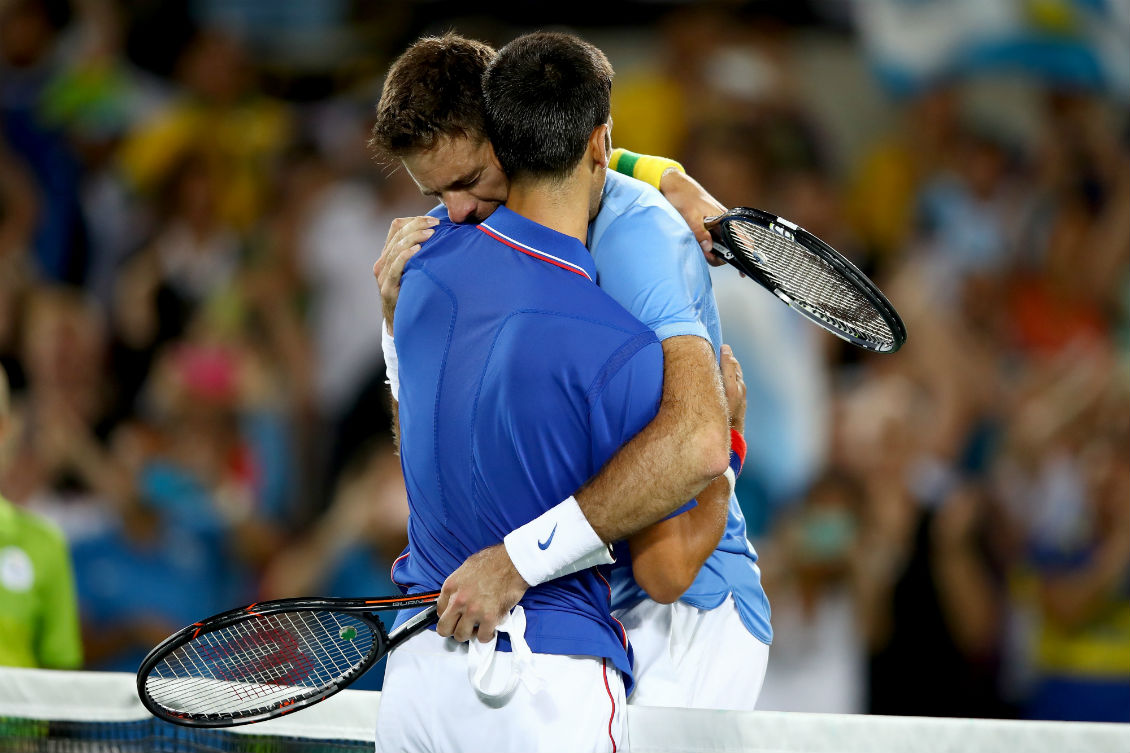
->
[538, 524, 558, 550]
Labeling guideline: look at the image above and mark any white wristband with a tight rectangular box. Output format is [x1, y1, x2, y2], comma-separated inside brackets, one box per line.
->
[382, 321, 399, 401]
[504, 496, 611, 587]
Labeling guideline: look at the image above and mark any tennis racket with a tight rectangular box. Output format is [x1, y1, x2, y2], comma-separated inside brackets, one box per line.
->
[137, 591, 439, 728]
[706, 207, 906, 353]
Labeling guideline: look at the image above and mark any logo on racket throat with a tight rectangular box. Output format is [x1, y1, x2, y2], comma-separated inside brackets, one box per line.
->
[769, 222, 795, 241]
[538, 524, 558, 550]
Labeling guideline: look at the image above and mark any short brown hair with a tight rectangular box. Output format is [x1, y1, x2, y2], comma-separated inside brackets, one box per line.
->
[369, 33, 496, 162]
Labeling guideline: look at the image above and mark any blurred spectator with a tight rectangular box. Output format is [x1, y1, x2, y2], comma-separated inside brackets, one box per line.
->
[117, 26, 292, 235]
[910, 124, 1029, 311]
[1, 285, 129, 513]
[0, 361, 83, 670]
[108, 146, 246, 427]
[70, 330, 291, 672]
[863, 479, 1017, 719]
[845, 85, 963, 273]
[829, 302, 1018, 719]
[290, 147, 429, 501]
[995, 345, 1130, 722]
[1004, 91, 1128, 358]
[132, 333, 290, 574]
[260, 435, 409, 690]
[0, 140, 38, 265]
[756, 469, 869, 714]
[37, 0, 168, 310]
[0, 0, 91, 284]
[69, 465, 231, 673]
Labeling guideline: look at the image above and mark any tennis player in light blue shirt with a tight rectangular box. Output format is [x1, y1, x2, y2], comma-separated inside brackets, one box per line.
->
[590, 170, 773, 709]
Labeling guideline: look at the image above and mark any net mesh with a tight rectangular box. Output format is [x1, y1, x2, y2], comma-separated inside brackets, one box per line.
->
[725, 220, 897, 350]
[0, 717, 368, 753]
[144, 611, 376, 719]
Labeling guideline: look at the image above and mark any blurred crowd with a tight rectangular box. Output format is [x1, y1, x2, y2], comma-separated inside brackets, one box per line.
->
[0, 0, 1126, 718]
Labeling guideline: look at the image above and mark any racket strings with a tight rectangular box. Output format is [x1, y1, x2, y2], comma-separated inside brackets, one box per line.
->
[144, 611, 376, 718]
[727, 222, 896, 348]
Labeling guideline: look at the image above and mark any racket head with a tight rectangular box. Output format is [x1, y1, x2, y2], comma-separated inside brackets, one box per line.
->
[707, 207, 906, 353]
[137, 596, 437, 728]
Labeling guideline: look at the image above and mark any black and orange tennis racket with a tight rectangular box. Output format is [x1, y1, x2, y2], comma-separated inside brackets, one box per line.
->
[707, 207, 906, 353]
[137, 591, 438, 728]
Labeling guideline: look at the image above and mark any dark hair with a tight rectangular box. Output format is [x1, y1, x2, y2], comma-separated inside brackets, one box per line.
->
[483, 31, 612, 182]
[369, 33, 496, 161]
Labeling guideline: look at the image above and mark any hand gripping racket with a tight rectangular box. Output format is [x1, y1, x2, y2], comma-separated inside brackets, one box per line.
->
[706, 207, 906, 353]
[137, 591, 438, 728]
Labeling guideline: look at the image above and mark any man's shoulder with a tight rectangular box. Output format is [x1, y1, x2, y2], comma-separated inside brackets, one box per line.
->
[405, 219, 479, 272]
[598, 172, 687, 229]
[593, 172, 697, 255]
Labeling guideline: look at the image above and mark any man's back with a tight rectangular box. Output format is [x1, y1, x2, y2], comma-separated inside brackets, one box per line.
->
[392, 205, 663, 683]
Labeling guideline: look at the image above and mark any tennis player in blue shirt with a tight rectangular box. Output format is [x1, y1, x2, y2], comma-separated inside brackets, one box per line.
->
[374, 33, 668, 752]
[370, 32, 772, 714]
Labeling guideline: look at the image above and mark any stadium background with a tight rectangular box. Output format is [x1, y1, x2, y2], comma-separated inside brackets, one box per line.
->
[0, 0, 1126, 724]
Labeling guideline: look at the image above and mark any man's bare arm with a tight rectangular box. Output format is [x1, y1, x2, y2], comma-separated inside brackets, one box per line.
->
[437, 334, 731, 642]
[657, 169, 728, 267]
[628, 343, 745, 603]
[575, 335, 729, 539]
[628, 473, 730, 604]
[609, 149, 728, 266]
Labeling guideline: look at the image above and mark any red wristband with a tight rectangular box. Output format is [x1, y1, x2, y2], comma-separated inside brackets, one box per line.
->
[729, 429, 746, 476]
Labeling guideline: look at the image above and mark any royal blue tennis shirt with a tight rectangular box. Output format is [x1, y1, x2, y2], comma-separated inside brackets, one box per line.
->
[390, 205, 664, 691]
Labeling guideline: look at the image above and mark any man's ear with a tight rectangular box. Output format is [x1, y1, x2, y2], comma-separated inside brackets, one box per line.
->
[589, 123, 612, 168]
[484, 138, 503, 171]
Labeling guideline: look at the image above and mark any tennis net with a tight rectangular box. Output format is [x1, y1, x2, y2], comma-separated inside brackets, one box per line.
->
[0, 666, 374, 752]
[4, 666, 1130, 752]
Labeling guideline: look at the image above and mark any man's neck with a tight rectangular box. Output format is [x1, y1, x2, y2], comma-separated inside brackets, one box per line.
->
[504, 174, 592, 245]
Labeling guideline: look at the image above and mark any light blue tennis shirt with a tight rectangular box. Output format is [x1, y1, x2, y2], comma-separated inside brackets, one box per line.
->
[588, 171, 773, 645]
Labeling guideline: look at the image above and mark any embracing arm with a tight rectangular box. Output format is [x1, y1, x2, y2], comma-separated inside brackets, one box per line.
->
[611, 148, 728, 266]
[629, 475, 729, 604]
[628, 343, 745, 603]
[575, 334, 729, 542]
[374, 216, 438, 452]
[436, 334, 731, 642]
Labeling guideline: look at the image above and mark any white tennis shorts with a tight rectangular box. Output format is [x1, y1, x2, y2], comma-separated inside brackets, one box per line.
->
[374, 628, 628, 753]
[614, 595, 770, 710]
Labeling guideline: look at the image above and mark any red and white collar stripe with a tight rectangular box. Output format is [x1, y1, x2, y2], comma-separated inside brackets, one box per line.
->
[478, 223, 592, 282]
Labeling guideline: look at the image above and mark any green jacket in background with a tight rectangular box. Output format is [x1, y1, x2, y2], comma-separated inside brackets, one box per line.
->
[0, 495, 83, 669]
